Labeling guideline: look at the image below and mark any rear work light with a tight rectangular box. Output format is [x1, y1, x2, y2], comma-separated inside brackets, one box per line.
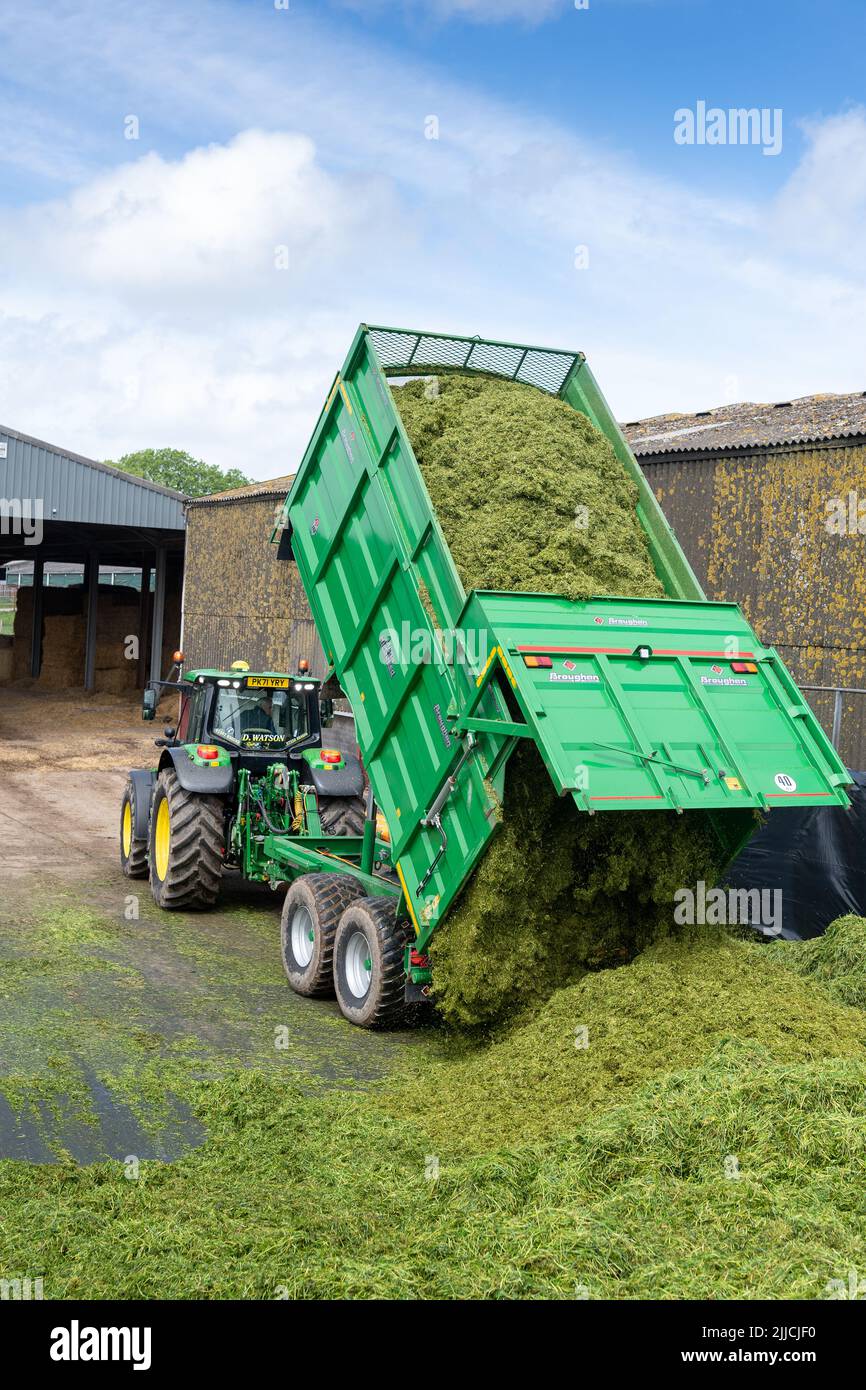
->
[320, 749, 342, 764]
[197, 745, 220, 760]
[731, 661, 758, 674]
[522, 654, 552, 668]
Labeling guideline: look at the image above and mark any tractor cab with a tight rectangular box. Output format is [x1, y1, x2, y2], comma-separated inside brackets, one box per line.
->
[143, 656, 333, 770]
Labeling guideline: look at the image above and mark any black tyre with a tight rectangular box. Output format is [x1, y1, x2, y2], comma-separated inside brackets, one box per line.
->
[318, 795, 366, 837]
[120, 778, 149, 879]
[148, 768, 225, 910]
[280, 873, 365, 997]
[333, 896, 412, 1028]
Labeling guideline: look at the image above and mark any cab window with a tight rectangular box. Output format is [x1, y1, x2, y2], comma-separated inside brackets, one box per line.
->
[210, 686, 309, 750]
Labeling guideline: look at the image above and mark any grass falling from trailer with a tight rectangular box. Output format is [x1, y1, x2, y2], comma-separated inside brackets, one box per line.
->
[393, 373, 730, 1028]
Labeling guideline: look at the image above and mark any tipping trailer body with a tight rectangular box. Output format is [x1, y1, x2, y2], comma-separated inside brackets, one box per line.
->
[273, 326, 851, 951]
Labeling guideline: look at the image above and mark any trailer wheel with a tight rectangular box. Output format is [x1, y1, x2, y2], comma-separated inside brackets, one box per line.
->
[120, 779, 149, 879]
[333, 897, 412, 1028]
[148, 768, 224, 910]
[318, 795, 366, 838]
[280, 873, 365, 997]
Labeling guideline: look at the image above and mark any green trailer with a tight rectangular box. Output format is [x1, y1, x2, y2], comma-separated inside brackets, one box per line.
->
[125, 324, 852, 1028]
[266, 325, 850, 1016]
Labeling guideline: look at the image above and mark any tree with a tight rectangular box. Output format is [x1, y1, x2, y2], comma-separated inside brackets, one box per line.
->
[103, 447, 251, 499]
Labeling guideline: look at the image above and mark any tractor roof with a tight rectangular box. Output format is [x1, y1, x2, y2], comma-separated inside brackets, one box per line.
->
[184, 669, 318, 683]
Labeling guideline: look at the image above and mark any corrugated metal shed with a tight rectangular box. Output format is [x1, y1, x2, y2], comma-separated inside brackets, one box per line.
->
[622, 400, 866, 768]
[0, 423, 185, 530]
[187, 473, 296, 507]
[623, 391, 866, 458]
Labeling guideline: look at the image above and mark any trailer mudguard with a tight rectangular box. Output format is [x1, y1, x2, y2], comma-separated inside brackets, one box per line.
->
[128, 768, 156, 840]
[161, 746, 236, 795]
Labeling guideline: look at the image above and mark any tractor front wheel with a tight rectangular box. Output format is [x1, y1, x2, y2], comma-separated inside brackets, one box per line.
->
[120, 779, 148, 879]
[280, 873, 365, 996]
[332, 896, 412, 1028]
[148, 768, 224, 910]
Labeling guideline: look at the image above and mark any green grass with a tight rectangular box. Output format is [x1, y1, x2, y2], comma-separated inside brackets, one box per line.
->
[0, 606, 14, 637]
[2, 897, 866, 1299]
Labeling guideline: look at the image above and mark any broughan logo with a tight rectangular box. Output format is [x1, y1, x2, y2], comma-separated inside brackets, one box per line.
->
[50, 1321, 152, 1371]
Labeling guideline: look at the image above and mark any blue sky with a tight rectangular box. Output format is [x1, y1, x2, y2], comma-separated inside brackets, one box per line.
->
[1, 0, 864, 476]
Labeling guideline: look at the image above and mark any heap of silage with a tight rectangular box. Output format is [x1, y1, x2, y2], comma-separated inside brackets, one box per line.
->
[393, 374, 731, 1028]
[771, 914, 866, 1011]
[386, 926, 866, 1151]
[395, 374, 665, 602]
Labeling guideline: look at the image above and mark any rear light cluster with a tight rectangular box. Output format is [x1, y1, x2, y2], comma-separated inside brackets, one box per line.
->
[731, 661, 758, 674]
[320, 749, 342, 764]
[196, 745, 220, 760]
[523, 654, 552, 668]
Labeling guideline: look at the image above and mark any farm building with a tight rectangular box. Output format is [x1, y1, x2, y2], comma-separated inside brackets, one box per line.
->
[0, 424, 184, 693]
[182, 475, 356, 753]
[624, 391, 866, 767]
[180, 392, 866, 769]
[182, 475, 308, 672]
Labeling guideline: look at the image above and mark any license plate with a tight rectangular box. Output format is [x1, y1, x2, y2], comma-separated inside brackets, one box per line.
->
[246, 676, 289, 689]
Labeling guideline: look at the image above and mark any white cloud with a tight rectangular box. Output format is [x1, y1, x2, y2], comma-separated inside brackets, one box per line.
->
[3, 130, 407, 302]
[770, 108, 866, 271]
[336, 0, 565, 23]
[0, 1, 864, 478]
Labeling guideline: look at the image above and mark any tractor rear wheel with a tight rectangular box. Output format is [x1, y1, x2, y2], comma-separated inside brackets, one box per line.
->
[120, 779, 149, 879]
[318, 795, 366, 837]
[280, 873, 365, 997]
[148, 768, 224, 910]
[332, 896, 412, 1028]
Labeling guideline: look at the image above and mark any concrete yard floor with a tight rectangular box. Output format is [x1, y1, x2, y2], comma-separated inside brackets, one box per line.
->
[0, 687, 422, 1162]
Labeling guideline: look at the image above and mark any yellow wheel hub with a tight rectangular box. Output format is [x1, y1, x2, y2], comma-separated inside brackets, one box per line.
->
[122, 801, 132, 856]
[154, 797, 171, 880]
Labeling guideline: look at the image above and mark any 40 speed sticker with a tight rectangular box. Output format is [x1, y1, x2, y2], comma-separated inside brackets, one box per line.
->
[774, 773, 797, 792]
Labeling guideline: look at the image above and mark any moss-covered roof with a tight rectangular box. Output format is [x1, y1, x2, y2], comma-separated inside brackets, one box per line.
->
[624, 391, 866, 458]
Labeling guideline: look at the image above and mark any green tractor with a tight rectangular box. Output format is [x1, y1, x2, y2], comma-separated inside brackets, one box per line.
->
[119, 654, 416, 1025]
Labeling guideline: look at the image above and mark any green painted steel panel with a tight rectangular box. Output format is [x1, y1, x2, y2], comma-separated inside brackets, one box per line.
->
[454, 592, 851, 813]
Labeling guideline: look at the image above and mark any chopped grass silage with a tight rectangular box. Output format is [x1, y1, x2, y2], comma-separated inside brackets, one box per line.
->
[3, 1041, 866, 1300]
[386, 927, 866, 1151]
[3, 894, 866, 1298]
[393, 373, 729, 1028]
[770, 914, 866, 1010]
[394, 374, 665, 603]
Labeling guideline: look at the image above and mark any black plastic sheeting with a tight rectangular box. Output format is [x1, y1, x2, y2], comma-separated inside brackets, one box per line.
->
[723, 770, 866, 940]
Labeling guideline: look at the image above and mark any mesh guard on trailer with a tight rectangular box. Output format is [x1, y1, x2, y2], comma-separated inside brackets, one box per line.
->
[365, 325, 582, 396]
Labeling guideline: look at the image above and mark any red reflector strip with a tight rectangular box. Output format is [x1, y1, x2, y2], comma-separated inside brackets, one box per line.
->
[516, 646, 757, 659]
[589, 795, 664, 801]
[767, 791, 831, 798]
[731, 661, 758, 673]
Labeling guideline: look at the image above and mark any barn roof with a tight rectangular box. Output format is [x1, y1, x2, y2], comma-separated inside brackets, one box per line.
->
[622, 391, 866, 458]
